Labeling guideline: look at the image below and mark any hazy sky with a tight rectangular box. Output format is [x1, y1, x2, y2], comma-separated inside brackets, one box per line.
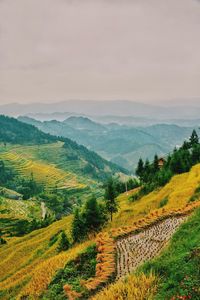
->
[0, 0, 200, 105]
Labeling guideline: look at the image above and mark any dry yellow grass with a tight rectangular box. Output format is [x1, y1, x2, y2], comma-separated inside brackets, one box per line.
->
[91, 272, 157, 300]
[0, 215, 72, 294]
[17, 241, 92, 299]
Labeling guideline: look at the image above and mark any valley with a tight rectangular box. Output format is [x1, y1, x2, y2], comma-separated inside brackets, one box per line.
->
[19, 116, 194, 171]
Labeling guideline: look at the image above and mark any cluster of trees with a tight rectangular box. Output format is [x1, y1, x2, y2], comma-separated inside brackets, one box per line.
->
[71, 176, 137, 243]
[109, 177, 139, 195]
[0, 161, 44, 200]
[57, 230, 70, 252]
[0, 160, 15, 187]
[135, 130, 200, 195]
[13, 216, 54, 236]
[16, 175, 43, 200]
[72, 196, 108, 243]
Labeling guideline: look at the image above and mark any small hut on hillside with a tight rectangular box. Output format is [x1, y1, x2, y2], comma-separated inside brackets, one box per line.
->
[158, 157, 165, 168]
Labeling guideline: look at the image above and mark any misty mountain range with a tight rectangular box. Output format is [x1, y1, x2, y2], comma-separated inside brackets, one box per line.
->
[1, 100, 200, 120]
[19, 115, 195, 171]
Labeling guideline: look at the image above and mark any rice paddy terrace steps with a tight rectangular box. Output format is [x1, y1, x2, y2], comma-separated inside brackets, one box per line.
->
[0, 151, 85, 192]
[116, 215, 187, 279]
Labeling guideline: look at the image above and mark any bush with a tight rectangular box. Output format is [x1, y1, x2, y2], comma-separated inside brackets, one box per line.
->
[159, 197, 168, 208]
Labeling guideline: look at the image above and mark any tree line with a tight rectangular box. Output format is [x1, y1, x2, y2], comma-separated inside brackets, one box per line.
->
[134, 130, 200, 199]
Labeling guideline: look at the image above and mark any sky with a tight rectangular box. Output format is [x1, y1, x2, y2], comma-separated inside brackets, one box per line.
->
[0, 0, 200, 105]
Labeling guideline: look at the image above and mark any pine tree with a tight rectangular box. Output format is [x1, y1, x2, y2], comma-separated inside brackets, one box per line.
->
[136, 158, 144, 178]
[105, 178, 118, 221]
[57, 231, 70, 252]
[190, 130, 199, 146]
[153, 154, 159, 172]
[83, 196, 103, 231]
[71, 208, 86, 243]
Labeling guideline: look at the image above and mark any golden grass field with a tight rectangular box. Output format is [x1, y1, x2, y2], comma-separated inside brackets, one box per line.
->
[1, 163, 200, 299]
[92, 273, 157, 300]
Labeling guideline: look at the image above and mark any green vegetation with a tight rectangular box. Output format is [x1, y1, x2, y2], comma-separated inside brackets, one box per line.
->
[159, 197, 168, 208]
[0, 229, 6, 245]
[12, 216, 54, 236]
[0, 114, 56, 145]
[19, 116, 194, 171]
[72, 197, 107, 243]
[104, 178, 118, 221]
[0, 196, 43, 237]
[189, 186, 200, 203]
[57, 231, 70, 252]
[42, 244, 97, 300]
[142, 209, 200, 300]
[0, 160, 15, 186]
[135, 130, 200, 198]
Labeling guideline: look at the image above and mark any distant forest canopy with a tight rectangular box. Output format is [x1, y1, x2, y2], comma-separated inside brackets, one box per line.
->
[134, 130, 200, 199]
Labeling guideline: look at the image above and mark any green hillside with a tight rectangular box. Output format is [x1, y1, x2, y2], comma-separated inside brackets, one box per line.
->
[0, 115, 124, 182]
[0, 115, 126, 230]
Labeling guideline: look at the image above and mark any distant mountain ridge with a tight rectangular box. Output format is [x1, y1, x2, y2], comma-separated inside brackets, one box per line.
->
[18, 116, 194, 171]
[1, 99, 200, 119]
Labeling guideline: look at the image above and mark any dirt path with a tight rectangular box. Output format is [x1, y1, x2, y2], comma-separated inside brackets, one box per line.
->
[116, 215, 187, 279]
[41, 201, 47, 220]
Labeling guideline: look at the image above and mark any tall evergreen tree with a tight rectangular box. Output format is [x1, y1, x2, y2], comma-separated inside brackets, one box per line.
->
[136, 158, 144, 178]
[71, 209, 86, 243]
[153, 154, 159, 172]
[105, 178, 118, 221]
[190, 130, 199, 146]
[83, 196, 103, 231]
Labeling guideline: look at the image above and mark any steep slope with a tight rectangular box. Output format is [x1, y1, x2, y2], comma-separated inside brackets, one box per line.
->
[0, 115, 56, 145]
[1, 163, 200, 299]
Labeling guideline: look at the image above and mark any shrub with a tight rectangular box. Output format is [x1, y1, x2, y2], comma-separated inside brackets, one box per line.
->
[159, 197, 168, 208]
[57, 231, 70, 252]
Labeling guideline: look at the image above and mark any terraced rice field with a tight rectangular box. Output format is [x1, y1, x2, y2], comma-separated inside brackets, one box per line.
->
[0, 151, 85, 191]
[116, 215, 187, 279]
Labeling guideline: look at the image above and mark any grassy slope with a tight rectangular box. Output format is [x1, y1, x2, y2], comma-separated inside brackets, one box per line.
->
[0, 143, 86, 192]
[1, 164, 200, 299]
[141, 208, 200, 299]
[93, 210, 200, 300]
[111, 163, 200, 229]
